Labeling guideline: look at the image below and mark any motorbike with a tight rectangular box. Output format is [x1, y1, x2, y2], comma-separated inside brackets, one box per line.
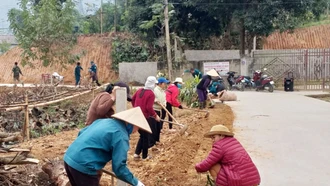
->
[253, 68, 275, 92]
[226, 71, 245, 91]
[243, 76, 255, 89]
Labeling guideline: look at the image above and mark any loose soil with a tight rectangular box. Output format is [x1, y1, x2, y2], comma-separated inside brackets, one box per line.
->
[17, 104, 234, 186]
[2, 87, 235, 186]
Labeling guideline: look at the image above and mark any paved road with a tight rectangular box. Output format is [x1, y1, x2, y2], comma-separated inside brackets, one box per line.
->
[223, 91, 330, 186]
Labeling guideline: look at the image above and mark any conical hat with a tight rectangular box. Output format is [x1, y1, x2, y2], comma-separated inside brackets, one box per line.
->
[112, 107, 152, 133]
[206, 69, 219, 77]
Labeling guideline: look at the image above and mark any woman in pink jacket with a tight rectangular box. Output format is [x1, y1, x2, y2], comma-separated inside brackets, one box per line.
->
[195, 125, 261, 186]
[165, 77, 184, 130]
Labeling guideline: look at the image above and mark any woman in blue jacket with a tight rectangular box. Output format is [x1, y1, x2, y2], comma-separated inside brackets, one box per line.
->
[64, 107, 150, 186]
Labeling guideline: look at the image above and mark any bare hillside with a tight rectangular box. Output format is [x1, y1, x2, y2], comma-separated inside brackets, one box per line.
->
[0, 34, 118, 84]
[263, 24, 330, 49]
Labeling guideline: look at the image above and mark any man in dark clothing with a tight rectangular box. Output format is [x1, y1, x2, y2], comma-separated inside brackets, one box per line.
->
[183, 68, 203, 79]
[12, 62, 24, 86]
[75, 62, 83, 87]
[90, 61, 101, 86]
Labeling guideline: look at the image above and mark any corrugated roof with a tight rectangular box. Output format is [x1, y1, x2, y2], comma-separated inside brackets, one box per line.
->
[185, 50, 241, 61]
[0, 35, 18, 45]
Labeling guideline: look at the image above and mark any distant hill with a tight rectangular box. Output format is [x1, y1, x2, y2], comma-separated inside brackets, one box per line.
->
[0, 34, 118, 84]
[263, 24, 330, 49]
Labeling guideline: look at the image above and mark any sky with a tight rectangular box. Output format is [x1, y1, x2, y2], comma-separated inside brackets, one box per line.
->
[0, 0, 108, 33]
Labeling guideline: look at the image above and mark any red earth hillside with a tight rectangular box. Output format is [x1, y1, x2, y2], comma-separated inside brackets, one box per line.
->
[0, 34, 118, 84]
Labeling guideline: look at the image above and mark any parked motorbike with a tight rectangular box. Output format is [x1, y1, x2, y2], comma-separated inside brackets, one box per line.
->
[253, 68, 275, 92]
[243, 76, 255, 89]
[226, 71, 245, 91]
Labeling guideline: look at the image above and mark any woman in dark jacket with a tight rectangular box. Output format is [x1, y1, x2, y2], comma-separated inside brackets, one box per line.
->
[196, 69, 219, 109]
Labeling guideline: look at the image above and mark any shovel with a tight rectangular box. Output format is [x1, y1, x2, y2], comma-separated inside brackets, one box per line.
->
[207, 94, 216, 108]
[159, 119, 188, 135]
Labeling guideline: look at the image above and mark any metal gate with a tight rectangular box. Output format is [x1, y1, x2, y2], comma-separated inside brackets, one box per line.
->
[252, 49, 330, 90]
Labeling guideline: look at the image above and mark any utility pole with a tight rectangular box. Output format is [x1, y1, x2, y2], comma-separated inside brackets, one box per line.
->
[164, 0, 172, 80]
[114, 0, 117, 32]
[100, 0, 103, 34]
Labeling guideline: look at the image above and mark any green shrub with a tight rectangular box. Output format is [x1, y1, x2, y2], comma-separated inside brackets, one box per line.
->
[179, 76, 200, 107]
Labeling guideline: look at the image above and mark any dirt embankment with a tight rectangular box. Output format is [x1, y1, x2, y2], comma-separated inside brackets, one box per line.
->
[0, 34, 118, 84]
[263, 24, 330, 49]
[18, 98, 234, 186]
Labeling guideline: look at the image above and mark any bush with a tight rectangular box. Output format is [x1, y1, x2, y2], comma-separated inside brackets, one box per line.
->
[179, 76, 200, 107]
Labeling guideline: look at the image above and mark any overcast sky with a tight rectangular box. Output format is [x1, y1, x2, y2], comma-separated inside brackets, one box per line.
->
[0, 0, 109, 30]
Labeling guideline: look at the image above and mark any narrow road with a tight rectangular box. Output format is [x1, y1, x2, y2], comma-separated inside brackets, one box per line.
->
[224, 91, 330, 186]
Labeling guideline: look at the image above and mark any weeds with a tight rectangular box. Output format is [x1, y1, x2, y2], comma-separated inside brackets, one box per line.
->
[179, 76, 200, 107]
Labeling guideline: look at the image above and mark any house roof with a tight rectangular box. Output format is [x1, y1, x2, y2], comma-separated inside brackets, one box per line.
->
[0, 35, 18, 45]
[185, 50, 241, 61]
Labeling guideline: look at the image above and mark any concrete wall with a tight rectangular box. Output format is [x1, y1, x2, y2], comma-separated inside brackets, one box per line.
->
[119, 62, 157, 84]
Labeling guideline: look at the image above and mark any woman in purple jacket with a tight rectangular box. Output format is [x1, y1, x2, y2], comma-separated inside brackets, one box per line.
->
[195, 125, 261, 186]
[196, 69, 219, 109]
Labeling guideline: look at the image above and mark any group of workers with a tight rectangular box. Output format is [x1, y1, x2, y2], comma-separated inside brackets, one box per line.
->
[63, 67, 260, 186]
[11, 61, 260, 185]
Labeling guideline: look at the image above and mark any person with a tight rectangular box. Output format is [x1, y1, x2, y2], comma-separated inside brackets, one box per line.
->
[90, 61, 101, 86]
[152, 77, 170, 144]
[165, 77, 184, 131]
[12, 62, 24, 86]
[195, 125, 261, 186]
[132, 76, 160, 160]
[85, 82, 132, 126]
[74, 62, 83, 87]
[208, 79, 225, 98]
[196, 69, 219, 109]
[64, 107, 149, 186]
[183, 68, 203, 79]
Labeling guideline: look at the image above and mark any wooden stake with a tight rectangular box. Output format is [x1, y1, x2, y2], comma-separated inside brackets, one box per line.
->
[24, 94, 30, 141]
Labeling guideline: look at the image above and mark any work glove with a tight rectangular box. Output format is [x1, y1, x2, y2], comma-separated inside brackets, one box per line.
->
[137, 180, 145, 186]
[178, 105, 183, 109]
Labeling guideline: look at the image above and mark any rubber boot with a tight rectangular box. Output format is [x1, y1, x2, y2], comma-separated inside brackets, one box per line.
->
[203, 101, 207, 109]
[199, 102, 203, 109]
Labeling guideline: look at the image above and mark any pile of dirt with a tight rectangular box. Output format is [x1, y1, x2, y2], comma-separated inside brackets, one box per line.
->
[16, 103, 234, 186]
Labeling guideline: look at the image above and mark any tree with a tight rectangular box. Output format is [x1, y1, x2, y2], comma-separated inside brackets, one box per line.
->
[0, 41, 11, 54]
[8, 0, 78, 67]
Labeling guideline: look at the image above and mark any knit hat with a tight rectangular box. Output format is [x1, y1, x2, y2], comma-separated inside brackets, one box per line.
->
[204, 125, 234, 137]
[112, 107, 152, 133]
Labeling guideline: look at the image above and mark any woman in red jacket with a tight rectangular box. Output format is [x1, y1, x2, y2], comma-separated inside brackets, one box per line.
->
[195, 125, 261, 186]
[132, 76, 160, 160]
[165, 77, 184, 130]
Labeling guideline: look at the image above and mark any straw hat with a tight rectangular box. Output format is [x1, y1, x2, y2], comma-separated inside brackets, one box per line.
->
[206, 69, 219, 77]
[204, 125, 234, 137]
[112, 107, 152, 133]
[173, 77, 184, 84]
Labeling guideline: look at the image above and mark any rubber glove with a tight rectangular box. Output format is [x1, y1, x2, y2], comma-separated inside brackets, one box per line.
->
[137, 180, 145, 186]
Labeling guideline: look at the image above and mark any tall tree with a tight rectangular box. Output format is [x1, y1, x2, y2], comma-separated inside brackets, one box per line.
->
[8, 0, 78, 66]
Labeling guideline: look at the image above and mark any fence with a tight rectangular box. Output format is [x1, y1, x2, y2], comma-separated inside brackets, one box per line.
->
[252, 49, 330, 90]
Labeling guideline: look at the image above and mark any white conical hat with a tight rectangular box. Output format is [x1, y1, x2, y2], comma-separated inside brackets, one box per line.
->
[206, 69, 219, 77]
[112, 107, 152, 133]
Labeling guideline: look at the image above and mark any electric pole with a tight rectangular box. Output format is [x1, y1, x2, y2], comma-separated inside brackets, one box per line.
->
[164, 0, 172, 80]
[114, 0, 117, 32]
[100, 0, 103, 34]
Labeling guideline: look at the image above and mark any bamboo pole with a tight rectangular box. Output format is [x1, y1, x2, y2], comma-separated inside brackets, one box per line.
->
[2, 85, 106, 112]
[24, 94, 30, 140]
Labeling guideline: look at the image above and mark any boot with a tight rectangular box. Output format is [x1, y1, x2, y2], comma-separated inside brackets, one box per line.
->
[203, 101, 207, 109]
[199, 102, 203, 109]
